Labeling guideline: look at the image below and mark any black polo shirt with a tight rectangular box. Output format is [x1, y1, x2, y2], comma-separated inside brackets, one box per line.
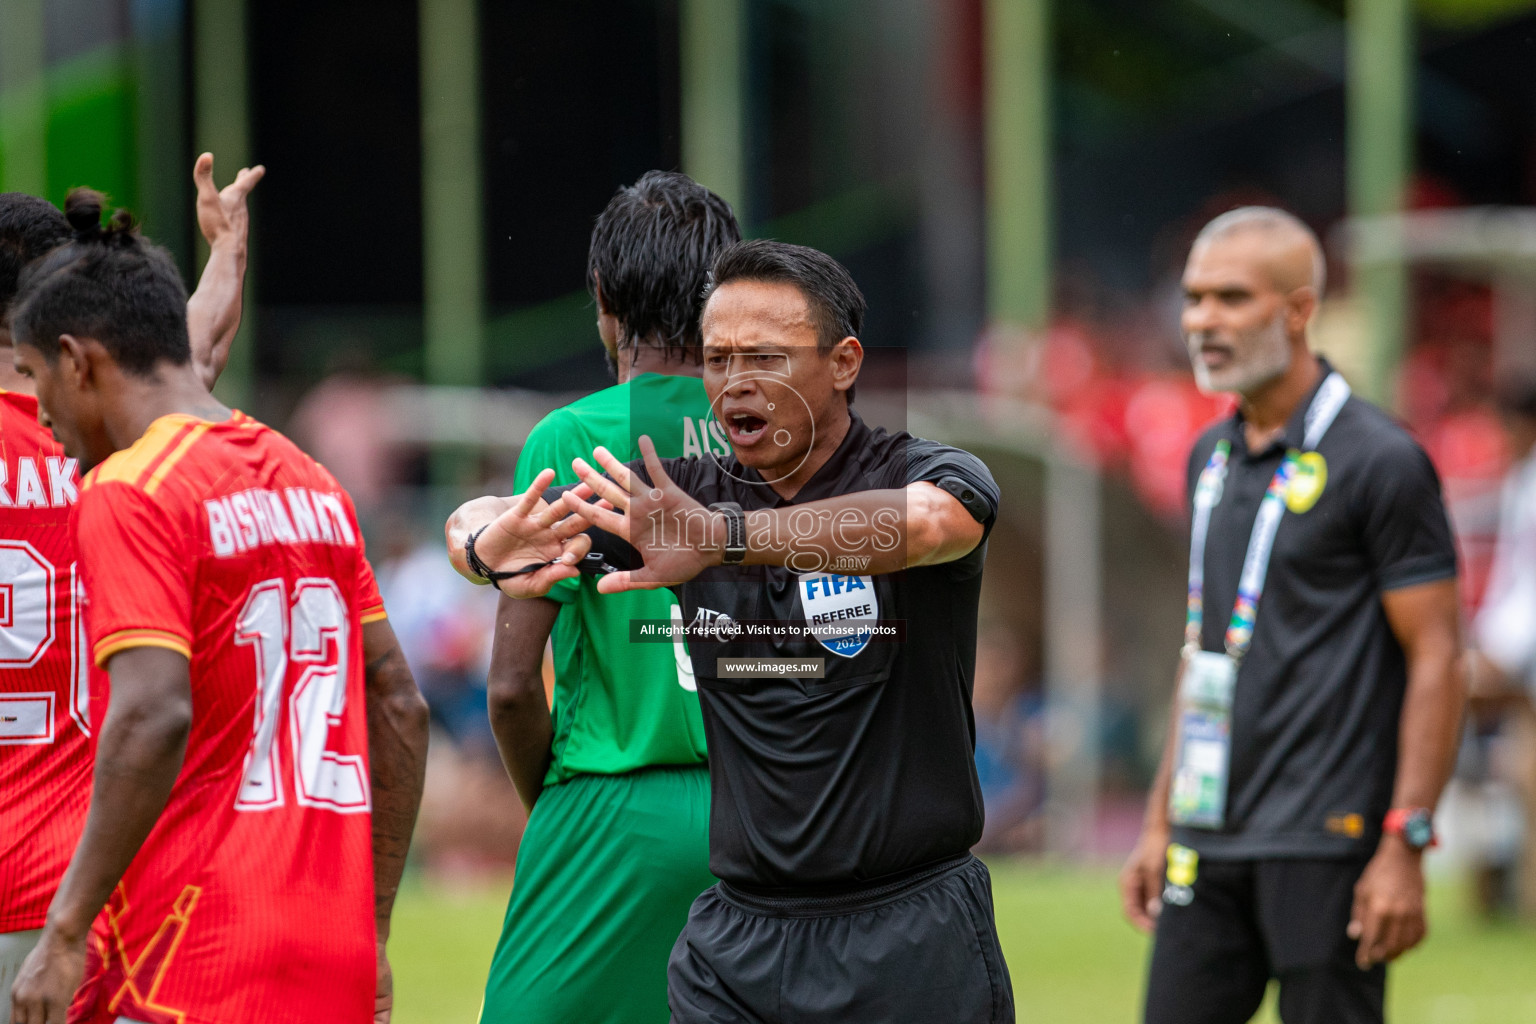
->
[588, 411, 999, 891]
[1174, 361, 1457, 860]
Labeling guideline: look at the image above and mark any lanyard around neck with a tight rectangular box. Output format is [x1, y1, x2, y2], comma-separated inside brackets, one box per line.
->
[1184, 372, 1351, 662]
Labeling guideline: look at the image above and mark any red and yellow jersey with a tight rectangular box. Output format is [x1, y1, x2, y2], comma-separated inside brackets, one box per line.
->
[69, 411, 385, 1024]
[0, 389, 90, 934]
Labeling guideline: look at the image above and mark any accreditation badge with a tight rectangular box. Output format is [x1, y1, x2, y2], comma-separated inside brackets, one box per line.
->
[1163, 843, 1199, 906]
[1168, 651, 1237, 830]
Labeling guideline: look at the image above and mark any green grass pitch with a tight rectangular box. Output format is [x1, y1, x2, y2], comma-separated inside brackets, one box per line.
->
[388, 860, 1536, 1023]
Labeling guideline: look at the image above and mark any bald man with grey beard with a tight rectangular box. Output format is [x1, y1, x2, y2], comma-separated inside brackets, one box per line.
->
[1120, 208, 1465, 1024]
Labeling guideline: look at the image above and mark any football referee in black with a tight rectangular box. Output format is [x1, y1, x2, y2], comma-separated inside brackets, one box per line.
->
[1119, 208, 1465, 1024]
[448, 239, 1012, 1023]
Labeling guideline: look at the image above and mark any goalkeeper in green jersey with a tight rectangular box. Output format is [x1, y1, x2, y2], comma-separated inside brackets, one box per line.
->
[467, 172, 739, 1024]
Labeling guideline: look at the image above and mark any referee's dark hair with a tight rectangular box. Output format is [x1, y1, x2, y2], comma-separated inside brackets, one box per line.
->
[10, 189, 191, 376]
[0, 193, 71, 322]
[704, 239, 867, 353]
[587, 170, 741, 364]
[704, 239, 866, 402]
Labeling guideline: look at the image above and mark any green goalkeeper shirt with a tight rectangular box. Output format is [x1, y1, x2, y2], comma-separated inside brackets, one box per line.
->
[513, 373, 725, 783]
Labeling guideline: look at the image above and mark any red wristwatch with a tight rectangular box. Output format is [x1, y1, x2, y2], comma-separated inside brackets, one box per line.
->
[1383, 807, 1436, 851]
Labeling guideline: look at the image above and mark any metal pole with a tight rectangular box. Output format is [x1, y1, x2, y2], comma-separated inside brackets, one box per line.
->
[1043, 453, 1103, 855]
[420, 0, 484, 392]
[0, 0, 48, 198]
[679, 0, 746, 215]
[1347, 0, 1413, 406]
[420, 0, 484, 490]
[984, 0, 1051, 330]
[985, 0, 1093, 854]
[134, 0, 190, 272]
[1493, 271, 1536, 382]
[194, 0, 254, 408]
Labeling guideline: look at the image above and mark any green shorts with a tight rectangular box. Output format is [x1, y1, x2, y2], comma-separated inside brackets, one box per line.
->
[479, 765, 713, 1024]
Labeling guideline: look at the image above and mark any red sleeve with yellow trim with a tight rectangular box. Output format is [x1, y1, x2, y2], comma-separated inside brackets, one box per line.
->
[76, 480, 194, 667]
[358, 556, 386, 624]
[336, 486, 386, 624]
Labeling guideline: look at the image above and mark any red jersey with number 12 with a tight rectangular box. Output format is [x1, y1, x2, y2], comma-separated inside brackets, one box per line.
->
[0, 389, 89, 934]
[70, 411, 386, 1024]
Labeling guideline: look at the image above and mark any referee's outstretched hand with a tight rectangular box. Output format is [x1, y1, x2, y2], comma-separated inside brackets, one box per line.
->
[565, 437, 715, 593]
[474, 469, 595, 598]
[1346, 840, 1427, 969]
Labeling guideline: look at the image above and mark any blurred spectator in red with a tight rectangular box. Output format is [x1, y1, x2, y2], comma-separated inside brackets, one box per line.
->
[290, 350, 404, 511]
[973, 314, 1231, 520]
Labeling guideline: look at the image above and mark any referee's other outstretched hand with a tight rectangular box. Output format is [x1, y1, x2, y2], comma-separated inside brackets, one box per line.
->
[477, 469, 595, 598]
[1346, 840, 1428, 969]
[565, 436, 716, 594]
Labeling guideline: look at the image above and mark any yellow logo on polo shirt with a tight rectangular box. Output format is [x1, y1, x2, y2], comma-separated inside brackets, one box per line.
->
[1326, 812, 1365, 838]
[1166, 843, 1199, 887]
[1285, 451, 1327, 513]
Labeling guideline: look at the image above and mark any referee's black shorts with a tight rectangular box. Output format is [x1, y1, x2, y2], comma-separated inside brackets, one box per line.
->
[1145, 854, 1385, 1024]
[668, 853, 1014, 1024]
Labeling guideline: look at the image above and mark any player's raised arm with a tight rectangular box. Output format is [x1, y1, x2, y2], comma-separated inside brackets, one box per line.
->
[185, 152, 264, 389]
[11, 647, 193, 1024]
[358, 618, 429, 1024]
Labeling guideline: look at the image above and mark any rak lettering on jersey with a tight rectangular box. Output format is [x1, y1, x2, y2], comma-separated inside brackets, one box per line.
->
[0, 390, 90, 935]
[0, 454, 77, 509]
[69, 411, 385, 1024]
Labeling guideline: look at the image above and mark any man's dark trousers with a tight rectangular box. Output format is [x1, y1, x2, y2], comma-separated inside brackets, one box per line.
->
[1145, 855, 1386, 1024]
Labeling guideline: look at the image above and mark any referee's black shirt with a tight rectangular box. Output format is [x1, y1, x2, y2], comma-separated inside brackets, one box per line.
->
[592, 411, 999, 891]
[1176, 360, 1458, 860]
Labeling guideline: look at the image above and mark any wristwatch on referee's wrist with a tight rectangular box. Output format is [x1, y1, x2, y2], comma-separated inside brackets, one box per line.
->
[1383, 807, 1436, 851]
[709, 502, 747, 566]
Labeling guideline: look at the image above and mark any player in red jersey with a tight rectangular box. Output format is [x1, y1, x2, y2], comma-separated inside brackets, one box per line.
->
[5, 194, 429, 1024]
[0, 157, 263, 1023]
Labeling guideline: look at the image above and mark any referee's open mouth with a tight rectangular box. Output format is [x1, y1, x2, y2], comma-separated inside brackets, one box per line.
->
[724, 409, 770, 447]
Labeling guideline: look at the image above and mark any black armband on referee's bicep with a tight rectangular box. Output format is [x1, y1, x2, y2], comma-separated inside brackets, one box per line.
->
[932, 475, 993, 525]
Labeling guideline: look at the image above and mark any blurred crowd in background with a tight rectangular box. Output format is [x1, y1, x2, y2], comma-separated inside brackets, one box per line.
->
[9, 0, 1536, 916]
[282, 194, 1536, 919]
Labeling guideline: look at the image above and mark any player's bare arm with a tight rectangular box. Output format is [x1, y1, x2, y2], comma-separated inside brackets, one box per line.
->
[443, 469, 596, 596]
[11, 647, 193, 1024]
[561, 437, 985, 593]
[1347, 578, 1464, 969]
[360, 619, 429, 1024]
[184, 154, 264, 389]
[485, 595, 561, 811]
